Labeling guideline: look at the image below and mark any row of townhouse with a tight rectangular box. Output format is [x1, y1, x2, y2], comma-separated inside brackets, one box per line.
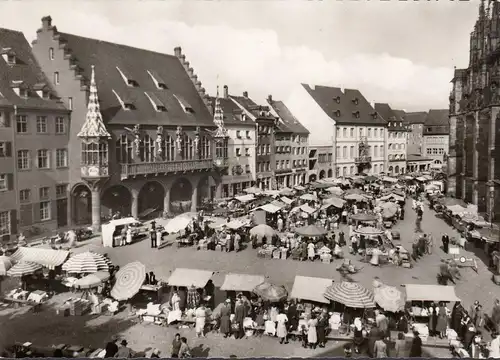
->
[0, 16, 449, 241]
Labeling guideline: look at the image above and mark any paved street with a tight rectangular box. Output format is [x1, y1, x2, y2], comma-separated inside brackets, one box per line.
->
[1, 198, 497, 357]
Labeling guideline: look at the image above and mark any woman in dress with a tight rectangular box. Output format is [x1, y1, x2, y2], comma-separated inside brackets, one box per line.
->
[194, 304, 206, 338]
[370, 247, 381, 266]
[307, 242, 315, 262]
[126, 226, 132, 245]
[276, 310, 289, 344]
[352, 320, 364, 354]
[316, 310, 329, 348]
[428, 302, 437, 337]
[374, 338, 388, 358]
[307, 313, 318, 349]
[171, 290, 181, 311]
[219, 300, 232, 338]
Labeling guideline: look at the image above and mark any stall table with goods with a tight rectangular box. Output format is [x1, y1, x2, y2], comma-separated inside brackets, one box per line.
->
[403, 284, 460, 348]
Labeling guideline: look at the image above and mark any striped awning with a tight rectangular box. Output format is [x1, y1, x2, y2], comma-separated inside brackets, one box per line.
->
[324, 281, 376, 308]
[10, 247, 69, 269]
[62, 252, 111, 274]
[7, 261, 42, 277]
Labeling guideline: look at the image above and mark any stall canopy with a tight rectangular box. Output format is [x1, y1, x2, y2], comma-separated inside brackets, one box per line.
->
[300, 194, 317, 202]
[280, 196, 293, 205]
[404, 284, 460, 302]
[447, 204, 467, 215]
[167, 268, 214, 288]
[220, 273, 266, 292]
[300, 204, 316, 214]
[256, 203, 282, 214]
[234, 194, 255, 203]
[10, 247, 69, 269]
[290, 275, 331, 304]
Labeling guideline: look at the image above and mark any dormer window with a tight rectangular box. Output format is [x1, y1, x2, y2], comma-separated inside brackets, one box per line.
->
[147, 70, 167, 90]
[352, 98, 359, 105]
[174, 95, 194, 113]
[352, 111, 360, 118]
[333, 96, 340, 104]
[1, 48, 16, 65]
[11, 81, 28, 98]
[112, 89, 136, 110]
[241, 114, 246, 122]
[399, 122, 402, 127]
[144, 92, 167, 112]
[371, 112, 378, 119]
[334, 110, 341, 117]
[34, 83, 50, 99]
[116, 66, 138, 87]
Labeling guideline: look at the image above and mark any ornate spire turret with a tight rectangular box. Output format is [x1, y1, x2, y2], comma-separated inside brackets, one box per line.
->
[213, 86, 227, 138]
[78, 65, 111, 139]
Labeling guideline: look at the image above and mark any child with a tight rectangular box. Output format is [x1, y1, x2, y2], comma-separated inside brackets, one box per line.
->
[300, 325, 308, 348]
[343, 344, 352, 358]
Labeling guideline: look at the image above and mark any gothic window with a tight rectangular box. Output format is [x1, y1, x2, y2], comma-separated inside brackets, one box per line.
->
[182, 134, 194, 160]
[82, 142, 108, 166]
[115, 135, 133, 163]
[140, 135, 155, 162]
[200, 136, 211, 159]
[164, 135, 175, 161]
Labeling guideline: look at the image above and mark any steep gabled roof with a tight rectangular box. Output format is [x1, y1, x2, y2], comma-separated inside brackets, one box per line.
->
[0, 28, 66, 110]
[231, 95, 275, 121]
[208, 96, 255, 126]
[301, 84, 386, 126]
[55, 32, 213, 126]
[267, 99, 309, 135]
[424, 109, 449, 135]
[374, 103, 406, 131]
[404, 111, 428, 125]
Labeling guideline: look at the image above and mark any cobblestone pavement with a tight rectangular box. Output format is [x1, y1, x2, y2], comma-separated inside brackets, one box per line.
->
[1, 199, 497, 357]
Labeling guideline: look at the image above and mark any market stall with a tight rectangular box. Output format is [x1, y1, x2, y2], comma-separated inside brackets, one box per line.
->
[290, 275, 331, 304]
[101, 217, 143, 248]
[10, 247, 69, 270]
[62, 251, 111, 274]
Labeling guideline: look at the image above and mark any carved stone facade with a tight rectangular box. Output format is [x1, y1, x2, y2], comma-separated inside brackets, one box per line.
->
[448, 0, 500, 221]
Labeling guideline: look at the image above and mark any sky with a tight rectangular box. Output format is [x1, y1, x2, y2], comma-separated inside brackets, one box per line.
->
[3, 0, 479, 111]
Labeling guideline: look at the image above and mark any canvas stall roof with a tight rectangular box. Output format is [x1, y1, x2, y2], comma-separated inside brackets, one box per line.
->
[110, 217, 140, 227]
[220, 273, 266, 292]
[300, 204, 317, 214]
[280, 196, 293, 205]
[257, 203, 281, 214]
[294, 185, 306, 191]
[167, 268, 214, 288]
[405, 284, 460, 302]
[271, 200, 287, 209]
[10, 247, 69, 269]
[234, 194, 255, 203]
[290, 276, 331, 304]
[447, 205, 466, 215]
[381, 176, 398, 183]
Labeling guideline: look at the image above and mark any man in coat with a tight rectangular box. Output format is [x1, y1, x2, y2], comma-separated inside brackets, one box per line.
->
[220, 299, 232, 338]
[492, 299, 500, 332]
[409, 331, 422, 357]
[234, 297, 247, 339]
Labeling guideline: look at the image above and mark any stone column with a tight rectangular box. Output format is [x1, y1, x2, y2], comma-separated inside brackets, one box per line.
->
[91, 187, 101, 232]
[131, 189, 139, 219]
[191, 186, 198, 212]
[66, 189, 73, 227]
[164, 187, 171, 214]
[215, 182, 223, 198]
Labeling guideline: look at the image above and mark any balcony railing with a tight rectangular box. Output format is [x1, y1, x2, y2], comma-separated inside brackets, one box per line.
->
[121, 158, 214, 179]
[355, 156, 372, 164]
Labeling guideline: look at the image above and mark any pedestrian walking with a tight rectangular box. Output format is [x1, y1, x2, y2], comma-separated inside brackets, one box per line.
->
[178, 337, 191, 358]
[150, 229, 157, 248]
[125, 227, 132, 245]
[307, 314, 318, 349]
[170, 334, 182, 358]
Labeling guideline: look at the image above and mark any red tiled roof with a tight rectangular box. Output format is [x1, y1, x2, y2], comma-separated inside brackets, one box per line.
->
[0, 28, 66, 110]
[208, 96, 255, 126]
[56, 32, 213, 126]
[267, 99, 309, 134]
[404, 111, 428, 124]
[301, 84, 386, 126]
[374, 103, 407, 131]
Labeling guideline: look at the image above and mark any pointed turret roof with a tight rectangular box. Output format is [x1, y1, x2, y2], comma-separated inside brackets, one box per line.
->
[77, 65, 111, 139]
[213, 86, 227, 138]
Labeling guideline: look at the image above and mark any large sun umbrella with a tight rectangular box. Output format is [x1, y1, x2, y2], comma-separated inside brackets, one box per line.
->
[73, 271, 110, 289]
[62, 251, 111, 274]
[7, 261, 42, 277]
[326, 187, 344, 196]
[164, 214, 193, 233]
[253, 282, 288, 302]
[373, 280, 405, 312]
[355, 226, 384, 237]
[324, 196, 345, 208]
[279, 188, 294, 196]
[110, 261, 146, 301]
[324, 281, 375, 308]
[249, 224, 276, 239]
[345, 194, 368, 202]
[295, 224, 327, 237]
[351, 213, 378, 222]
[0, 255, 12, 276]
[380, 202, 398, 219]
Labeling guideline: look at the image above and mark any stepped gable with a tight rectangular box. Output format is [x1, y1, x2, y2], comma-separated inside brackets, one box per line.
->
[301, 84, 386, 125]
[0, 28, 66, 110]
[374, 103, 406, 131]
[47, 29, 213, 126]
[267, 97, 309, 135]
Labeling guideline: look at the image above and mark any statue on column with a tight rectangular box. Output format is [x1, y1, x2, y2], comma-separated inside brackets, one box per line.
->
[176, 126, 183, 155]
[474, 88, 484, 109]
[194, 126, 200, 156]
[492, 82, 500, 105]
[125, 124, 141, 158]
[155, 126, 164, 158]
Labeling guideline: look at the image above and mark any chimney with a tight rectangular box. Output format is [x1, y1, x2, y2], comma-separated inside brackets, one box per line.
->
[223, 85, 229, 99]
[174, 46, 182, 58]
[187, 67, 194, 79]
[42, 16, 52, 29]
[243, 91, 248, 98]
[267, 94, 273, 103]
